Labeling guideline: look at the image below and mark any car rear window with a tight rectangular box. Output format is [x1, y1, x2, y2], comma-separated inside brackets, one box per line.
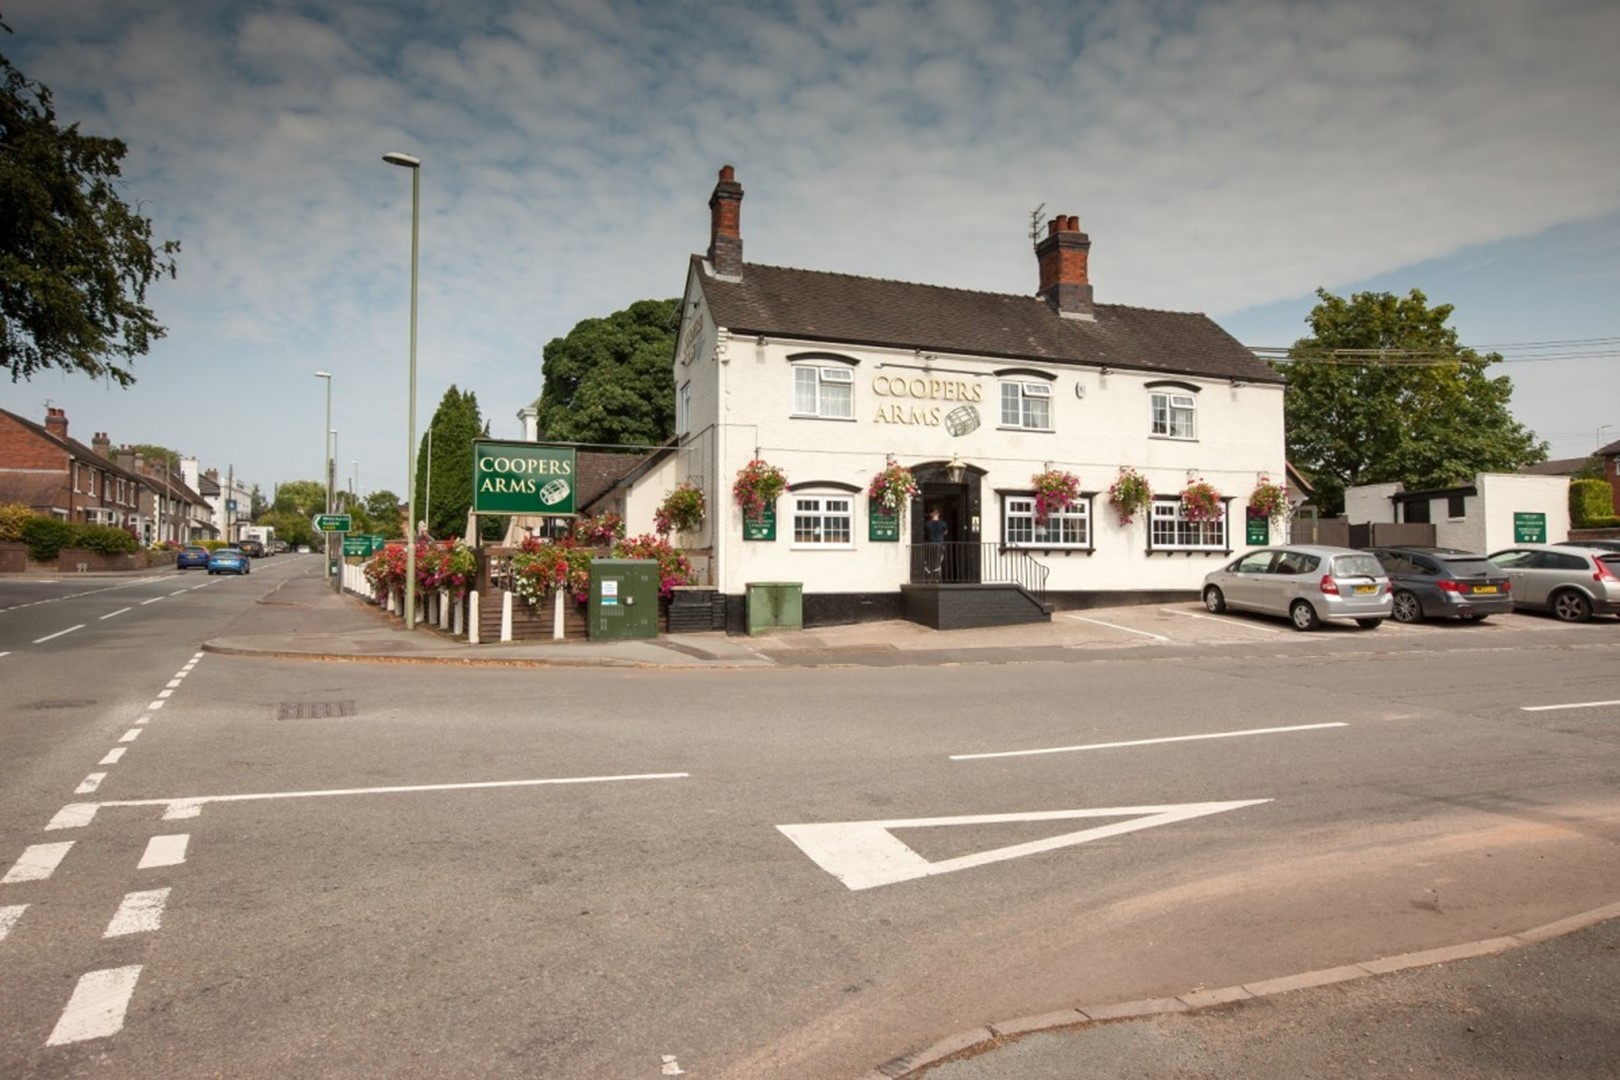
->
[1332, 554, 1384, 578]
[1439, 558, 1497, 577]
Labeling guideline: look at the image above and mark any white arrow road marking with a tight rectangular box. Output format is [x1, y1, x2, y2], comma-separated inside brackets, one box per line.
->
[47, 966, 142, 1045]
[779, 801, 1272, 891]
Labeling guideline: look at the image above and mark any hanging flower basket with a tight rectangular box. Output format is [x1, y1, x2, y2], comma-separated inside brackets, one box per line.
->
[1030, 469, 1081, 526]
[733, 459, 788, 521]
[654, 483, 706, 536]
[1248, 475, 1289, 523]
[1107, 467, 1153, 525]
[867, 463, 919, 518]
[1180, 478, 1225, 523]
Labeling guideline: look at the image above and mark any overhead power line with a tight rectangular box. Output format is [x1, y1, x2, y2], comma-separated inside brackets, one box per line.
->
[1249, 335, 1620, 366]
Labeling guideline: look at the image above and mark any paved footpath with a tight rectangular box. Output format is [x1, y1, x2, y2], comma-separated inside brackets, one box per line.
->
[32, 562, 1618, 1079]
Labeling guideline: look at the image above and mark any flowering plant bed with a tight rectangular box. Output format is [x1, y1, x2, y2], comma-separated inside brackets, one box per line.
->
[508, 533, 698, 608]
[1030, 469, 1081, 525]
[733, 459, 788, 521]
[1247, 475, 1289, 523]
[1180, 478, 1225, 523]
[867, 463, 919, 517]
[654, 483, 706, 536]
[418, 539, 477, 596]
[1107, 467, 1153, 525]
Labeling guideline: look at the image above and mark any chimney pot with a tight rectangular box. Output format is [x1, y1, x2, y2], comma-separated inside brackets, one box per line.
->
[1035, 211, 1095, 321]
[707, 164, 745, 278]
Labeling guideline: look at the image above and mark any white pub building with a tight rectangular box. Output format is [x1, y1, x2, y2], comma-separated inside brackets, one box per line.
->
[619, 166, 1287, 631]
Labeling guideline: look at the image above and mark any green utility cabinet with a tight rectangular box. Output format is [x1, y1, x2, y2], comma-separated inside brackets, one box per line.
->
[746, 582, 803, 636]
[588, 559, 660, 640]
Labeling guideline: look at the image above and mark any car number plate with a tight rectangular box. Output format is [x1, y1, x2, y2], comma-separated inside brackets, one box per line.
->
[1472, 585, 1499, 594]
[1353, 584, 1376, 594]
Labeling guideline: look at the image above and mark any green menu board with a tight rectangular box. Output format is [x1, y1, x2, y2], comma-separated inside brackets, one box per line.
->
[743, 504, 776, 541]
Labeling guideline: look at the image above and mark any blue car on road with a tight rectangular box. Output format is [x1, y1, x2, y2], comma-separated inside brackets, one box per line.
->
[207, 547, 251, 575]
[177, 545, 211, 570]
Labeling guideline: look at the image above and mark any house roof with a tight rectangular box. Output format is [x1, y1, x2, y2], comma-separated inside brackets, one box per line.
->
[1519, 457, 1589, 477]
[575, 450, 648, 509]
[1598, 439, 1620, 458]
[0, 407, 147, 487]
[693, 257, 1284, 385]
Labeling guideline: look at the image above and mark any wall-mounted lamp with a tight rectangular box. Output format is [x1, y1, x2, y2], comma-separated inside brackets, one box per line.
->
[1231, 378, 1248, 389]
[945, 453, 966, 484]
[756, 335, 767, 346]
[1098, 366, 1112, 376]
[1186, 468, 1199, 481]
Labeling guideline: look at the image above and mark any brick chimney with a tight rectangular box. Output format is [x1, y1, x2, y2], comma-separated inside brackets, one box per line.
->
[44, 407, 68, 439]
[1035, 215, 1095, 321]
[92, 432, 111, 459]
[707, 165, 744, 278]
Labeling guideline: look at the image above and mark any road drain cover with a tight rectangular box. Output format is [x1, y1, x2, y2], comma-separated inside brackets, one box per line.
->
[278, 701, 357, 720]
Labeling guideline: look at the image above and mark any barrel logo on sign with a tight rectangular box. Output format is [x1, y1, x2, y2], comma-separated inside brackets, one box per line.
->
[944, 405, 980, 437]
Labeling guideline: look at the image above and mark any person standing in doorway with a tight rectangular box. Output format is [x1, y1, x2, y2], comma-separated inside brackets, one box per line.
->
[924, 508, 949, 579]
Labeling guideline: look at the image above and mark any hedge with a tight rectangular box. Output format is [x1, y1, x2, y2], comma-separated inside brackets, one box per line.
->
[1570, 479, 1616, 528]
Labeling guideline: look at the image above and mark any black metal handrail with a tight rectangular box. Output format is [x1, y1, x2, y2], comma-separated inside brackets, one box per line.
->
[909, 541, 1048, 599]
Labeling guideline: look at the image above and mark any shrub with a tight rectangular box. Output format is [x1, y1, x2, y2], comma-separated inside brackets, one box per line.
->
[76, 524, 139, 555]
[0, 503, 34, 542]
[19, 516, 78, 561]
[1570, 478, 1615, 527]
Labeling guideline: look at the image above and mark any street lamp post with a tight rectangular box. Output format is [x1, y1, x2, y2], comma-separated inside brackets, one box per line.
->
[314, 371, 334, 588]
[383, 151, 422, 630]
[1599, 424, 1613, 451]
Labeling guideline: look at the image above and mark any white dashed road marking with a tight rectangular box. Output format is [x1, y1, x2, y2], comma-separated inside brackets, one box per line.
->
[99, 748, 127, 765]
[75, 773, 107, 795]
[119, 728, 143, 743]
[100, 607, 132, 620]
[33, 624, 85, 644]
[137, 835, 190, 870]
[1521, 699, 1620, 712]
[951, 722, 1349, 761]
[0, 904, 26, 941]
[104, 889, 171, 937]
[46, 965, 143, 1045]
[2, 842, 76, 884]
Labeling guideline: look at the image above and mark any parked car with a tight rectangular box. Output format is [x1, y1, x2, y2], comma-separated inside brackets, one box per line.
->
[1487, 544, 1620, 622]
[1557, 539, 1620, 553]
[238, 538, 266, 558]
[207, 547, 251, 576]
[1202, 545, 1392, 631]
[1366, 546, 1513, 623]
[176, 545, 211, 571]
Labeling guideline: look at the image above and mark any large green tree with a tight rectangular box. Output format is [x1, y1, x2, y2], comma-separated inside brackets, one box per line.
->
[272, 479, 327, 517]
[415, 386, 486, 540]
[535, 298, 679, 446]
[1278, 288, 1546, 516]
[1, 34, 179, 385]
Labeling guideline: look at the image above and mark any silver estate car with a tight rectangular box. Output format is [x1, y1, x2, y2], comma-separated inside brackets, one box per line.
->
[1202, 545, 1392, 630]
[1488, 544, 1620, 622]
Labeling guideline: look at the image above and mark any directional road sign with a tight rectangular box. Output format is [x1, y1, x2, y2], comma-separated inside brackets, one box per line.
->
[313, 514, 353, 533]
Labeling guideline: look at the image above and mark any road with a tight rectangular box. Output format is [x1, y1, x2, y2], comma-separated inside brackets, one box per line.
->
[2, 556, 1618, 1078]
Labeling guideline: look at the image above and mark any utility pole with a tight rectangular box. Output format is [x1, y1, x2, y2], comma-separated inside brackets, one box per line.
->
[226, 464, 234, 543]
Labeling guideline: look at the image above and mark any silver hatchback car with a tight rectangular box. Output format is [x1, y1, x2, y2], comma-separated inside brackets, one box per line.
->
[1202, 545, 1392, 630]
[1488, 544, 1620, 622]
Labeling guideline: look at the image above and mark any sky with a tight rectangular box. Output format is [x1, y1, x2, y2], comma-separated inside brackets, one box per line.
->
[4, 0, 1619, 502]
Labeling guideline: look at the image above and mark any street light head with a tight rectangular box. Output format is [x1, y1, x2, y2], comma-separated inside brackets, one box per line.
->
[383, 151, 421, 169]
[314, 371, 331, 379]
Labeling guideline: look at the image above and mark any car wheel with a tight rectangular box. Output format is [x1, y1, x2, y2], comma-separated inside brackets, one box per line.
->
[1355, 618, 1383, 629]
[1391, 591, 1422, 624]
[1290, 600, 1321, 631]
[1203, 586, 1227, 614]
[1551, 589, 1592, 623]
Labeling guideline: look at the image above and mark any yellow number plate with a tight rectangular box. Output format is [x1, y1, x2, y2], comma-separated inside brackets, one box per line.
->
[1472, 585, 1499, 594]
[1353, 584, 1376, 594]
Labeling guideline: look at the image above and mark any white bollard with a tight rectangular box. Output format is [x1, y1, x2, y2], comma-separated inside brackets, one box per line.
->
[438, 588, 450, 630]
[468, 591, 480, 644]
[387, 589, 397, 615]
[452, 593, 464, 637]
[501, 590, 513, 643]
[553, 588, 565, 640]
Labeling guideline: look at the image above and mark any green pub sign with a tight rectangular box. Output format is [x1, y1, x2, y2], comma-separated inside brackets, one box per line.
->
[473, 440, 578, 516]
[869, 509, 900, 542]
[743, 504, 776, 541]
[1246, 514, 1269, 546]
[1513, 511, 1547, 544]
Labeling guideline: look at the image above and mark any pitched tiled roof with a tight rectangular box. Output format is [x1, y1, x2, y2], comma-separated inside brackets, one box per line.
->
[0, 407, 147, 485]
[1519, 457, 1589, 477]
[694, 257, 1283, 384]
